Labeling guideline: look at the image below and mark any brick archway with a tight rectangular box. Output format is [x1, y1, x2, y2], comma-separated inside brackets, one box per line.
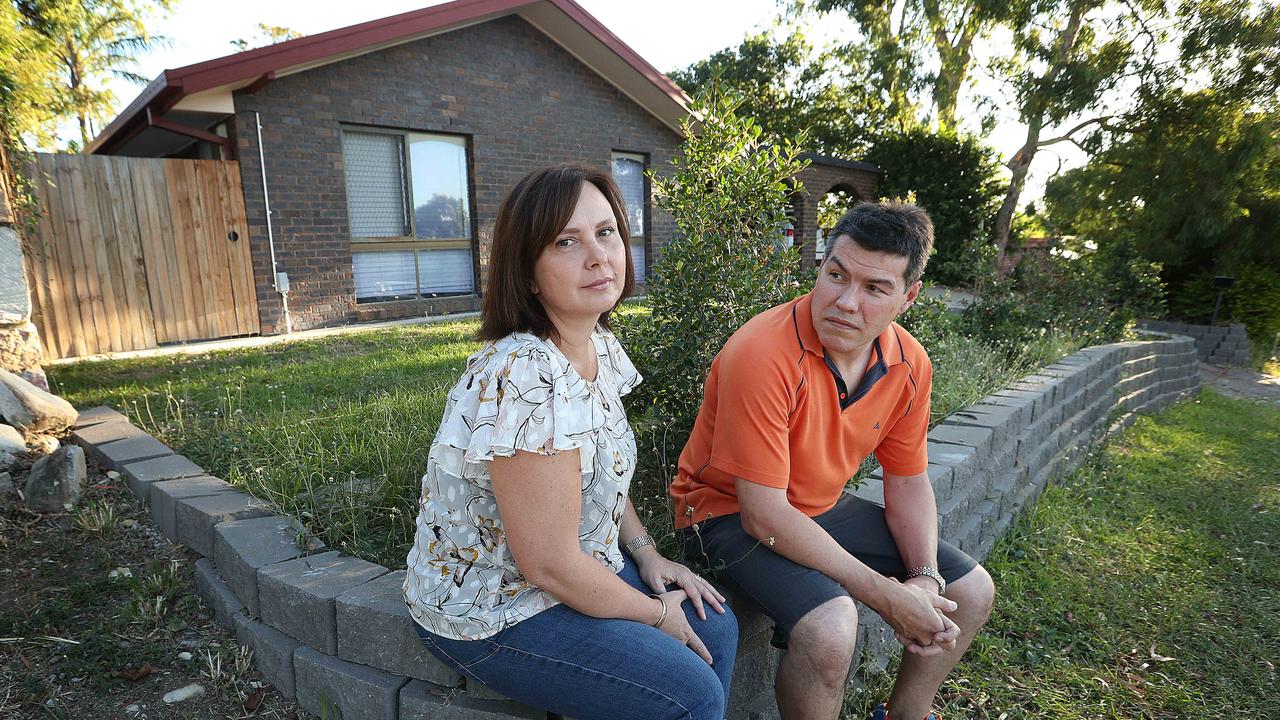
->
[790, 153, 881, 270]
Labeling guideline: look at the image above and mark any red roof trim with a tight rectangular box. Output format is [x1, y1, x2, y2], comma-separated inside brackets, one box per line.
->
[89, 0, 689, 153]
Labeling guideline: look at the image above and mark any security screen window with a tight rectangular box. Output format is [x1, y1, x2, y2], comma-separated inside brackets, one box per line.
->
[611, 152, 648, 284]
[342, 129, 475, 302]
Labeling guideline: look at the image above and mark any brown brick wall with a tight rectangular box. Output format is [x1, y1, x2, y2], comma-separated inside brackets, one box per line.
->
[792, 163, 880, 270]
[232, 15, 681, 333]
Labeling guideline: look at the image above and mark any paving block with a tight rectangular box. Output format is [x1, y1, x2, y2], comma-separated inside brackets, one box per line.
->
[214, 514, 323, 616]
[336, 570, 463, 686]
[847, 476, 883, 505]
[399, 680, 546, 720]
[927, 424, 994, 458]
[727, 641, 781, 711]
[234, 613, 302, 699]
[70, 420, 146, 447]
[294, 645, 408, 720]
[258, 550, 388, 655]
[121, 454, 205, 502]
[175, 491, 273, 557]
[925, 440, 977, 473]
[92, 434, 173, 470]
[73, 405, 129, 429]
[148, 476, 232, 542]
[193, 558, 245, 629]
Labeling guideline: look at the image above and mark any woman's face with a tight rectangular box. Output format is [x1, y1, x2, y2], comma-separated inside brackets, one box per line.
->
[532, 182, 627, 331]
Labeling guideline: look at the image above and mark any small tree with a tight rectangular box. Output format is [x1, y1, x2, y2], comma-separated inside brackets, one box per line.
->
[628, 91, 810, 450]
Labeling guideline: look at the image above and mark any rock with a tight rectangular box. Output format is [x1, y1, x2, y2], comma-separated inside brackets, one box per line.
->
[27, 434, 59, 455]
[0, 471, 12, 493]
[177, 651, 192, 661]
[0, 322, 44, 375]
[19, 367, 49, 392]
[23, 445, 87, 512]
[162, 683, 204, 703]
[0, 423, 23, 454]
[0, 368, 77, 434]
[0, 450, 15, 471]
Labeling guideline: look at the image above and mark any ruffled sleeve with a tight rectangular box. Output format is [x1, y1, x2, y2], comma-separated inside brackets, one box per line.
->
[599, 329, 642, 397]
[431, 339, 597, 484]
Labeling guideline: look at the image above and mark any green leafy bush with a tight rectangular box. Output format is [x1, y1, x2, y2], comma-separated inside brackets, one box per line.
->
[1227, 266, 1280, 359]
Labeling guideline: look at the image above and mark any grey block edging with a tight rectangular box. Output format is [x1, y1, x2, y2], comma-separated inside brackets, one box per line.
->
[68, 332, 1202, 720]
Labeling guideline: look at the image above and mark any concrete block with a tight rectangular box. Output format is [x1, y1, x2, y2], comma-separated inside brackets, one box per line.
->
[175, 491, 274, 557]
[848, 476, 883, 505]
[926, 462, 954, 499]
[727, 642, 780, 711]
[258, 550, 388, 655]
[73, 405, 129, 429]
[399, 680, 546, 719]
[121, 454, 205, 501]
[234, 613, 301, 699]
[194, 558, 245, 629]
[214, 514, 323, 616]
[149, 475, 233, 541]
[294, 645, 408, 720]
[92, 434, 173, 470]
[336, 570, 463, 686]
[928, 424, 994, 459]
[70, 420, 145, 447]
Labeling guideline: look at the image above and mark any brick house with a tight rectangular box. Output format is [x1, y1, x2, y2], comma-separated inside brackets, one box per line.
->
[88, 0, 688, 333]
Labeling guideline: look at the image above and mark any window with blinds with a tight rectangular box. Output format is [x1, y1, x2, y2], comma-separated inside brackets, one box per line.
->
[611, 152, 648, 284]
[342, 129, 475, 303]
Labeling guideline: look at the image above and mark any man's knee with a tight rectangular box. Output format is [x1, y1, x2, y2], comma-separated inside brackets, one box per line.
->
[787, 595, 859, 686]
[950, 564, 995, 622]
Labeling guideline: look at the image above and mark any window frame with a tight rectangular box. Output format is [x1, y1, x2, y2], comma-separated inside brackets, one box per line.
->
[611, 150, 650, 280]
[341, 125, 478, 302]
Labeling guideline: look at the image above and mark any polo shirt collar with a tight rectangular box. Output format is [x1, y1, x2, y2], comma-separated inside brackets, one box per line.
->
[791, 292, 909, 368]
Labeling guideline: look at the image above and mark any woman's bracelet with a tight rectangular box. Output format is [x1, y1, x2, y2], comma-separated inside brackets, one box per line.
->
[649, 593, 668, 629]
[625, 534, 656, 555]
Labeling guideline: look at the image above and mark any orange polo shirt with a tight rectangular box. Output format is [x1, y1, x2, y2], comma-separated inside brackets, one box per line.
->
[670, 293, 932, 529]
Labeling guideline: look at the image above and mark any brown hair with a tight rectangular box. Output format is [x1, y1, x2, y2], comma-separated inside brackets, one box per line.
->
[826, 201, 935, 286]
[479, 164, 636, 341]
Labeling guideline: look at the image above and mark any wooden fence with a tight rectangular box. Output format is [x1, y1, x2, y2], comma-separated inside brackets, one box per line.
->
[24, 153, 259, 359]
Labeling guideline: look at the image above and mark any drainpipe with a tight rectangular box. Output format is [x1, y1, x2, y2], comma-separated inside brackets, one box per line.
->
[254, 111, 292, 334]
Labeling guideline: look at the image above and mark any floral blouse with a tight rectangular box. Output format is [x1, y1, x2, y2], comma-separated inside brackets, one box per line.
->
[403, 328, 642, 640]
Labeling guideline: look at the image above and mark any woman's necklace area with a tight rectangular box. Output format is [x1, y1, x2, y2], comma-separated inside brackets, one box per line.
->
[552, 335, 598, 383]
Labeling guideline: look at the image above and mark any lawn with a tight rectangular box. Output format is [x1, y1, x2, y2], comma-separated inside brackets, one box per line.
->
[844, 390, 1280, 719]
[49, 312, 1083, 568]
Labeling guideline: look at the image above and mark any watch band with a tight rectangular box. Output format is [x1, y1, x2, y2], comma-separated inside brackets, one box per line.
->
[624, 534, 656, 555]
[906, 565, 946, 595]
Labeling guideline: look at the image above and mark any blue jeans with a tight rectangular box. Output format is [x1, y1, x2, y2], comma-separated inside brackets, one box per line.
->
[413, 553, 738, 720]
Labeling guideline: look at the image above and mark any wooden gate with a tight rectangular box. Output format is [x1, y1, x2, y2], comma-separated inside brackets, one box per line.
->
[24, 153, 259, 359]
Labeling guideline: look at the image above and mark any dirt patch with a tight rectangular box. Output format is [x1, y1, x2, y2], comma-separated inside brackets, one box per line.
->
[1199, 362, 1280, 406]
[0, 461, 300, 719]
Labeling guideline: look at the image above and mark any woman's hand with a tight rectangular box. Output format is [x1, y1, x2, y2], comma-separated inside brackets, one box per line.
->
[635, 554, 727, 620]
[654, 589, 715, 665]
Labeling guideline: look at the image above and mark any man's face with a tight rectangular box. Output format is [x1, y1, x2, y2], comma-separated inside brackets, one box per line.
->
[810, 235, 921, 360]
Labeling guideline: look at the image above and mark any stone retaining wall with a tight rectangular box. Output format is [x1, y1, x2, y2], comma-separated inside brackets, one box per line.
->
[1137, 319, 1251, 366]
[70, 332, 1200, 720]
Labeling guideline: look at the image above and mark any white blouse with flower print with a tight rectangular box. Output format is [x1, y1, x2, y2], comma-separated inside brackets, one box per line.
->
[403, 328, 642, 641]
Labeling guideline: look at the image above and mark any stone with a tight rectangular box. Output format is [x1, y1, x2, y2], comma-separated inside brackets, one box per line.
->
[193, 558, 245, 629]
[335, 570, 463, 685]
[18, 367, 48, 392]
[74, 406, 130, 429]
[0, 471, 13, 494]
[0, 368, 78, 434]
[23, 445, 86, 512]
[174, 491, 273, 557]
[91, 434, 173, 471]
[214, 514, 324, 616]
[257, 551, 388, 655]
[162, 683, 205, 704]
[293, 645, 408, 720]
[0, 423, 24, 454]
[0, 225, 31, 325]
[0, 450, 15, 471]
[399, 680, 546, 720]
[148, 476, 233, 542]
[121, 454, 205, 502]
[0, 322, 43, 375]
[233, 613, 302, 699]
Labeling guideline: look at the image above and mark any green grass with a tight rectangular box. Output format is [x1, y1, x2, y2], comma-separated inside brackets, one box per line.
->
[50, 312, 1091, 568]
[844, 390, 1280, 718]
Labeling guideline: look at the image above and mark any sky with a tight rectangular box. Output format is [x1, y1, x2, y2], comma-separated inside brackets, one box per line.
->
[88, 0, 1082, 204]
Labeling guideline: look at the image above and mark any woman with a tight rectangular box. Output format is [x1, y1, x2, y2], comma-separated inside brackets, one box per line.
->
[404, 164, 737, 720]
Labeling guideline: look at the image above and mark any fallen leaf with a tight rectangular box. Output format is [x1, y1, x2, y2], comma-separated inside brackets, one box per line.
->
[117, 664, 157, 682]
[1064, 610, 1076, 624]
[242, 688, 265, 712]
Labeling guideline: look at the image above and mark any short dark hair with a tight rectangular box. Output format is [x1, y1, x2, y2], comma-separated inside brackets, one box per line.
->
[826, 201, 934, 286]
[479, 164, 636, 341]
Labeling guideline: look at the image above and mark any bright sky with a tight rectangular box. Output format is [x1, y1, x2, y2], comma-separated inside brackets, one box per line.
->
[92, 0, 1077, 204]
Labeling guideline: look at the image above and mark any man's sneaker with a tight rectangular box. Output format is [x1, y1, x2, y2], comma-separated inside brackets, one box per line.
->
[868, 702, 941, 720]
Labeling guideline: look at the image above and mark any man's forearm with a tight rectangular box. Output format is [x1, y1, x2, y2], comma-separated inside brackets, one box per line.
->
[883, 472, 940, 581]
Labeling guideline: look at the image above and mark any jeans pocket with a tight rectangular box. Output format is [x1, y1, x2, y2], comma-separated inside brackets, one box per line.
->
[415, 626, 504, 683]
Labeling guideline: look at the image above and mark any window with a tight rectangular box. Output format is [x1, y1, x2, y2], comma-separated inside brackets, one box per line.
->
[611, 152, 648, 284]
[341, 129, 474, 302]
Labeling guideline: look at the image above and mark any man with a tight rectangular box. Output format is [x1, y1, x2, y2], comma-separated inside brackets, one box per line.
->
[672, 202, 995, 720]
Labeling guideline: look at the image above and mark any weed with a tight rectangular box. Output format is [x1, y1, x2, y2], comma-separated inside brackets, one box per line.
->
[72, 501, 118, 534]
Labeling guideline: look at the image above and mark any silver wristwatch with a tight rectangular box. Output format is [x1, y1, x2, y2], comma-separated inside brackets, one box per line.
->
[624, 534, 656, 555]
[906, 565, 946, 595]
